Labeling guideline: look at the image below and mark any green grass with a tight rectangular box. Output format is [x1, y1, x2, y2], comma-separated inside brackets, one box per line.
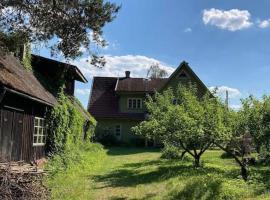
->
[46, 147, 270, 200]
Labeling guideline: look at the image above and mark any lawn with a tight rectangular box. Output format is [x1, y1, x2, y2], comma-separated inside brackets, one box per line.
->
[47, 147, 270, 200]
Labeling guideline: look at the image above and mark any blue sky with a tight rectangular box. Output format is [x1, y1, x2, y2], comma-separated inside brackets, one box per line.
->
[37, 0, 270, 109]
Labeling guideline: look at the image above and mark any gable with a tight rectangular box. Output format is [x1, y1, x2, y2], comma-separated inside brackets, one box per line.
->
[160, 61, 209, 96]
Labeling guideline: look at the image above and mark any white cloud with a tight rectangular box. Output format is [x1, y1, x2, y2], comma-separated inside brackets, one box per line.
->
[72, 55, 175, 79]
[209, 86, 242, 99]
[230, 104, 242, 110]
[203, 8, 253, 31]
[75, 88, 90, 96]
[258, 19, 270, 28]
[184, 28, 192, 33]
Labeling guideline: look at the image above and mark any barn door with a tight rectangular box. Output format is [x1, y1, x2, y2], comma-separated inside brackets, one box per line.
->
[0, 108, 24, 162]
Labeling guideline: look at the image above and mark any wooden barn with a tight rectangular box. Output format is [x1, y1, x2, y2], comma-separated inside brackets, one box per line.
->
[0, 53, 88, 163]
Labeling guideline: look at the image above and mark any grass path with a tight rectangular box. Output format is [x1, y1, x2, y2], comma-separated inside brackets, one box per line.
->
[47, 147, 270, 200]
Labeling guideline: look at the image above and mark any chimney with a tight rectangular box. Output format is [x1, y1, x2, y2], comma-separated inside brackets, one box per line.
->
[125, 71, 130, 78]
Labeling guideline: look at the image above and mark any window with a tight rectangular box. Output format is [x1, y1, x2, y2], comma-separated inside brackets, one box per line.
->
[179, 72, 188, 78]
[115, 125, 121, 137]
[127, 98, 142, 109]
[33, 117, 47, 146]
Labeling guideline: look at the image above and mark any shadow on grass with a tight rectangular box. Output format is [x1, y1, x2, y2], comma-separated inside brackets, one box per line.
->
[93, 158, 236, 189]
[166, 178, 223, 200]
[106, 147, 160, 156]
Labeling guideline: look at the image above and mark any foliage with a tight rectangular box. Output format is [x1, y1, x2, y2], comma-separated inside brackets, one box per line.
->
[238, 95, 270, 161]
[161, 144, 189, 160]
[21, 43, 32, 70]
[215, 95, 270, 180]
[45, 143, 106, 200]
[56, 147, 269, 200]
[46, 92, 96, 155]
[146, 63, 168, 78]
[133, 85, 229, 167]
[0, 32, 32, 70]
[0, 0, 120, 65]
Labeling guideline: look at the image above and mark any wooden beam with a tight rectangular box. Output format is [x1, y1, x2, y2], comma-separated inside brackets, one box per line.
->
[4, 87, 54, 107]
[0, 87, 6, 103]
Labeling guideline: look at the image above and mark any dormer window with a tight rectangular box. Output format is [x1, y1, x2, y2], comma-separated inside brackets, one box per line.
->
[128, 98, 142, 109]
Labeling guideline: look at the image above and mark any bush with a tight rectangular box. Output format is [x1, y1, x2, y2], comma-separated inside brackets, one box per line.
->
[161, 145, 184, 160]
[96, 132, 120, 146]
[258, 146, 270, 164]
[46, 143, 103, 177]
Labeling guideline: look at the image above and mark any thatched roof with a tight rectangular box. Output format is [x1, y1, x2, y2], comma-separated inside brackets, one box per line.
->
[0, 54, 57, 106]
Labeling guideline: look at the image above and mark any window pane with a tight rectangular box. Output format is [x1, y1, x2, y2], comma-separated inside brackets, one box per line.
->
[34, 118, 39, 126]
[128, 99, 132, 108]
[40, 119, 44, 127]
[33, 136, 38, 143]
[137, 99, 141, 108]
[34, 127, 38, 135]
[133, 99, 136, 108]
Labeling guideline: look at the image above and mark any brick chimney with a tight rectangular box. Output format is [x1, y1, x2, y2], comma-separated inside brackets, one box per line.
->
[125, 71, 130, 78]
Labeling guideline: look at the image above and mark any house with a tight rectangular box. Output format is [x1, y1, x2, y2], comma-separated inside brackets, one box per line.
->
[88, 61, 209, 146]
[0, 53, 88, 162]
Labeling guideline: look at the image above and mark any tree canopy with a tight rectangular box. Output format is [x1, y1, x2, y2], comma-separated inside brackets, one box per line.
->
[147, 63, 168, 78]
[0, 0, 120, 65]
[133, 85, 229, 167]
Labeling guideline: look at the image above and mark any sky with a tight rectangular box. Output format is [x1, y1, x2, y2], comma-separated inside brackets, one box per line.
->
[36, 0, 270, 109]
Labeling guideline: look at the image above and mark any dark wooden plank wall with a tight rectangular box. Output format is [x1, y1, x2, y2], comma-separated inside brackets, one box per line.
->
[0, 92, 47, 162]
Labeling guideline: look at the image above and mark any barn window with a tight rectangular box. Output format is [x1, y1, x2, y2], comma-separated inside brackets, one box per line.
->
[33, 117, 47, 146]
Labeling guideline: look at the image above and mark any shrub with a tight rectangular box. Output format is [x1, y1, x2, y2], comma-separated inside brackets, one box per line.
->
[161, 145, 185, 160]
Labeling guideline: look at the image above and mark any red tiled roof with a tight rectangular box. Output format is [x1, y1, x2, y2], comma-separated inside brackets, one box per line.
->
[116, 78, 168, 92]
[88, 77, 149, 120]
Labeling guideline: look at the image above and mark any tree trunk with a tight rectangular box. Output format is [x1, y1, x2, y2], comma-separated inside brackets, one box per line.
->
[241, 165, 248, 181]
[180, 150, 187, 159]
[194, 156, 200, 168]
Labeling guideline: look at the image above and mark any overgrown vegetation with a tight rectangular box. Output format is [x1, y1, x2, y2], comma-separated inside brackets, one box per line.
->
[45, 143, 105, 200]
[57, 147, 269, 200]
[0, 32, 32, 70]
[45, 91, 96, 173]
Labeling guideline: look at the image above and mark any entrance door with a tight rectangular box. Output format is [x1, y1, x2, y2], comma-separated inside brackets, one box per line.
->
[0, 108, 24, 162]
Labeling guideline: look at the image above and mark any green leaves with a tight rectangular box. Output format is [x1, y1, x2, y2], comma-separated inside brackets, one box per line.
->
[0, 1, 120, 63]
[133, 84, 229, 166]
[46, 92, 96, 154]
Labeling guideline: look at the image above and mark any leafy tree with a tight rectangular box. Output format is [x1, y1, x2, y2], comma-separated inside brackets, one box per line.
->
[0, 0, 120, 66]
[236, 95, 270, 162]
[147, 63, 168, 78]
[133, 85, 229, 167]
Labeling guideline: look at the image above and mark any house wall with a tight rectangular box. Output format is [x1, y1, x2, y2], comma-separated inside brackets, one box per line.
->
[95, 119, 145, 146]
[0, 91, 48, 162]
[162, 68, 207, 96]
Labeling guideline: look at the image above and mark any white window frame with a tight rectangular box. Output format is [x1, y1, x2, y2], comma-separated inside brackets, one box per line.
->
[33, 117, 47, 146]
[127, 98, 142, 109]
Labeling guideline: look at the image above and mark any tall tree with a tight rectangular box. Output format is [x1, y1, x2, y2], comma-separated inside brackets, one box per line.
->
[147, 63, 168, 78]
[133, 85, 229, 167]
[0, 0, 120, 66]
